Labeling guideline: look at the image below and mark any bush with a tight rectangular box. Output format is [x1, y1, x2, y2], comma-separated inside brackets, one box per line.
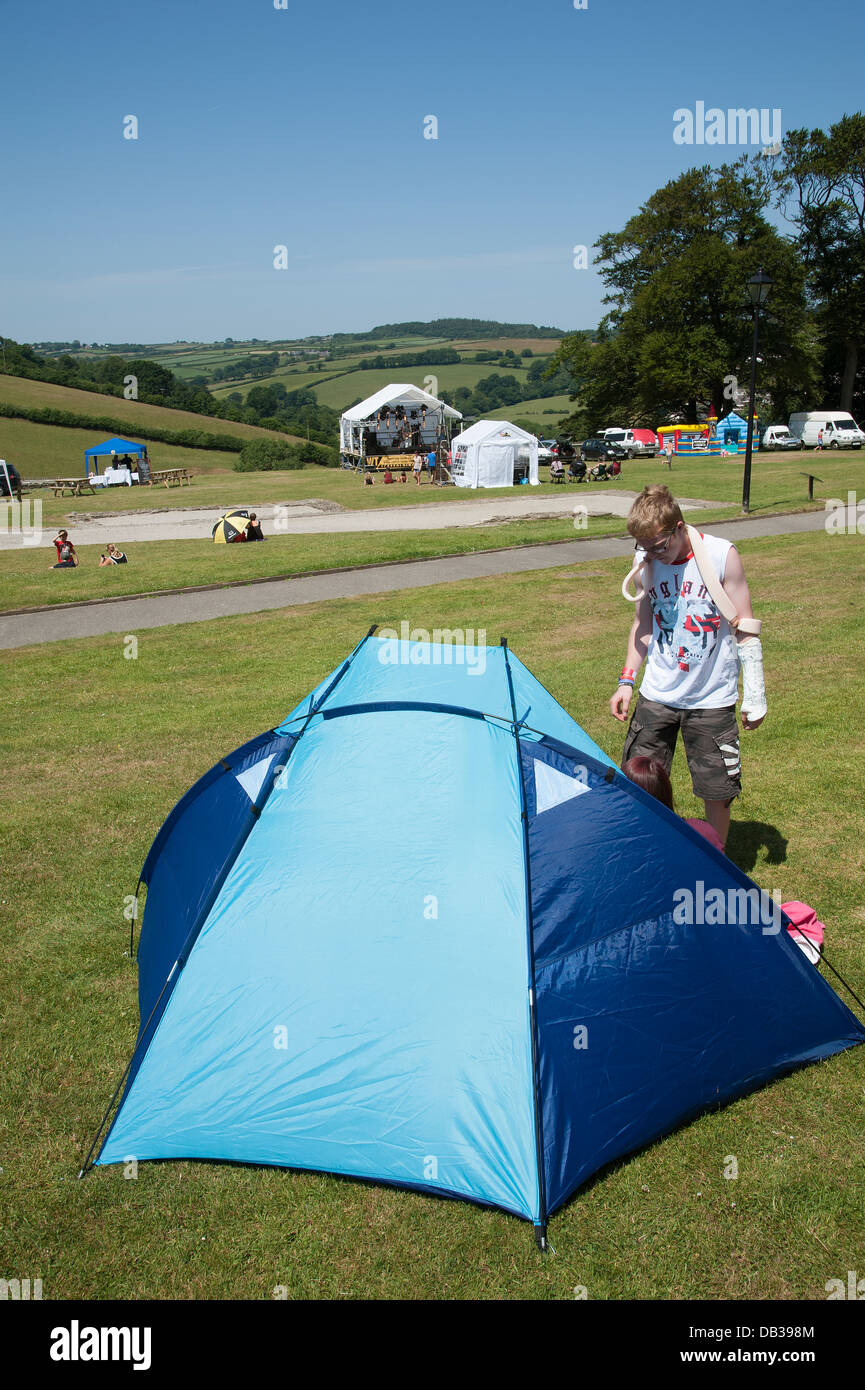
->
[235, 438, 303, 472]
[233, 437, 339, 471]
[293, 441, 338, 467]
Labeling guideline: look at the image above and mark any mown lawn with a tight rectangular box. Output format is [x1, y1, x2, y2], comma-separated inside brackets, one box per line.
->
[14, 448, 862, 529]
[0, 514, 633, 611]
[1, 530, 863, 1299]
[2, 451, 862, 613]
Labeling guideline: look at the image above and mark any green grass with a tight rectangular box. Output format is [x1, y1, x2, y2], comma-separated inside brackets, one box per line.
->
[0, 415, 241, 482]
[0, 515, 635, 610]
[487, 394, 575, 423]
[13, 449, 864, 527]
[1, 530, 863, 1298]
[308, 363, 530, 412]
[0, 373, 298, 450]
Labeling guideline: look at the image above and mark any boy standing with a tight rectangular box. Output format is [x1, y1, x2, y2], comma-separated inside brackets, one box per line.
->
[610, 486, 766, 848]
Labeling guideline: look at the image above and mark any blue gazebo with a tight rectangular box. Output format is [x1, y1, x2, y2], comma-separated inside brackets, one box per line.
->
[85, 437, 148, 478]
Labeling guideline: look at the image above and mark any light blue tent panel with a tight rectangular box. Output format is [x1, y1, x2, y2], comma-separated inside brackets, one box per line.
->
[98, 706, 541, 1219]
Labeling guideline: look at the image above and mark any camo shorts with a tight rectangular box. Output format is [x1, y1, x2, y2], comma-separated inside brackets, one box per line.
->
[622, 695, 742, 802]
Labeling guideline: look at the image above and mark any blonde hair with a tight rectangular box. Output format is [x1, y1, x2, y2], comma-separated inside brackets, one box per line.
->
[627, 485, 684, 541]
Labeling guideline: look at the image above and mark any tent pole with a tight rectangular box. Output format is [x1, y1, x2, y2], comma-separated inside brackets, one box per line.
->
[501, 637, 550, 1247]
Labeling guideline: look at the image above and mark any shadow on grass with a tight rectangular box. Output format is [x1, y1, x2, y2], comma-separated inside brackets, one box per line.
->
[726, 819, 788, 874]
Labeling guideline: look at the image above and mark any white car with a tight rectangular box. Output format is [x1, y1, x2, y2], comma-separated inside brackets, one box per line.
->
[535, 439, 553, 463]
[761, 426, 803, 450]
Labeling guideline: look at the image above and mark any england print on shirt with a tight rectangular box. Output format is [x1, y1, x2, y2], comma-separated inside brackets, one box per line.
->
[648, 574, 721, 672]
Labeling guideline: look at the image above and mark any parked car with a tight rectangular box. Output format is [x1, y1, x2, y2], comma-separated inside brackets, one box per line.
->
[580, 437, 628, 463]
[761, 426, 804, 451]
[600, 427, 658, 458]
[0, 459, 22, 499]
[534, 438, 553, 463]
[788, 411, 865, 449]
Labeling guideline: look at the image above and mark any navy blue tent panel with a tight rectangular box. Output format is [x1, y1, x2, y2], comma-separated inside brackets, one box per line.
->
[91, 636, 865, 1236]
[522, 739, 864, 1214]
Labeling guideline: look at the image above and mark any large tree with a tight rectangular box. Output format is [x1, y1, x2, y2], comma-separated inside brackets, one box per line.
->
[553, 159, 815, 433]
[767, 113, 865, 412]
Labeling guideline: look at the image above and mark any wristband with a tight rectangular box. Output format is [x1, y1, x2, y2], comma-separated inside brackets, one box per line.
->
[621, 667, 636, 680]
[617, 677, 635, 688]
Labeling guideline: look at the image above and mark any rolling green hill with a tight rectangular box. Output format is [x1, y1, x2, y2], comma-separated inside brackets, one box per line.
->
[0, 374, 299, 444]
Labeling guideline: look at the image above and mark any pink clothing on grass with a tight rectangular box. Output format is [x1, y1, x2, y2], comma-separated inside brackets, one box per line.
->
[684, 826, 825, 959]
[686, 817, 725, 853]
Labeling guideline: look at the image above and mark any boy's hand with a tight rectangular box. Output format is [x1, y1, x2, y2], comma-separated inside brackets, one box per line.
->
[610, 685, 632, 722]
[741, 711, 765, 731]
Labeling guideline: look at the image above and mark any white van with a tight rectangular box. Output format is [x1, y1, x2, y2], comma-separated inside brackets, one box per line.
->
[788, 411, 865, 449]
[600, 427, 658, 457]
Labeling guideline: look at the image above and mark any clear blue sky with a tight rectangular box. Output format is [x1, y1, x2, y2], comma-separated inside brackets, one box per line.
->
[1, 0, 862, 343]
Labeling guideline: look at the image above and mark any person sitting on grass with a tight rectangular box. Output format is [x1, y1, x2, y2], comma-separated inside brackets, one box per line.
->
[383, 469, 394, 484]
[98, 543, 128, 566]
[51, 530, 78, 568]
[364, 469, 375, 486]
[622, 755, 824, 963]
[399, 470, 407, 484]
[245, 513, 265, 541]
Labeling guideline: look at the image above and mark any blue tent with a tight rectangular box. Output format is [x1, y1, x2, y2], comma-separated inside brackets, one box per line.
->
[87, 632, 864, 1245]
[85, 437, 147, 477]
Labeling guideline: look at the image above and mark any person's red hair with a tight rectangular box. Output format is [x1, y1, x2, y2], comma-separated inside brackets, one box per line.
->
[622, 756, 674, 811]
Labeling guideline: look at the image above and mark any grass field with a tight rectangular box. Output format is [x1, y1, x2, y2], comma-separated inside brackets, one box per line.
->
[0, 515, 634, 610]
[310, 363, 532, 412]
[2, 529, 863, 1299]
[487, 394, 575, 423]
[0, 416, 241, 482]
[0, 374, 299, 453]
[8, 449, 862, 528]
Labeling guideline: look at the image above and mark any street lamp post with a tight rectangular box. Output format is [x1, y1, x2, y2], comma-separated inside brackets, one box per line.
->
[741, 268, 773, 515]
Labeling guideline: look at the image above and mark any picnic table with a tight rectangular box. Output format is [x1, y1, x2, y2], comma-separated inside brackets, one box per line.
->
[148, 468, 194, 488]
[46, 477, 97, 497]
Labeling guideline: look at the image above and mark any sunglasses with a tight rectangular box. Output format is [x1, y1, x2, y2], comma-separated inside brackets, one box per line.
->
[640, 527, 680, 557]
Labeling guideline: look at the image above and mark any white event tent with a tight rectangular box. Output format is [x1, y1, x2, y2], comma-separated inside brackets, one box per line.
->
[449, 420, 539, 488]
[339, 383, 462, 462]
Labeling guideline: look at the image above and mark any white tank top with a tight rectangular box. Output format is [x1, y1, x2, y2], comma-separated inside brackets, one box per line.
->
[638, 532, 739, 709]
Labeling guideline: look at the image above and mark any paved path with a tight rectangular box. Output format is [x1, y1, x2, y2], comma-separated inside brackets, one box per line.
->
[0, 510, 826, 651]
[3, 489, 711, 549]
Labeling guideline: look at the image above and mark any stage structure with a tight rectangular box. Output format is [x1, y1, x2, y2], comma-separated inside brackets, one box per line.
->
[339, 384, 463, 471]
